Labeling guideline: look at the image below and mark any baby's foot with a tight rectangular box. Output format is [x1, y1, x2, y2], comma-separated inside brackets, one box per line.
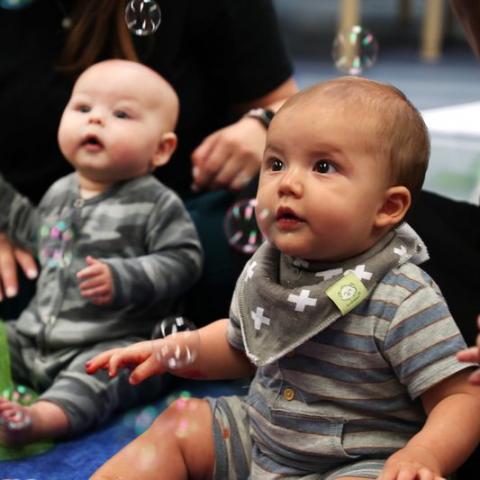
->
[0, 397, 33, 446]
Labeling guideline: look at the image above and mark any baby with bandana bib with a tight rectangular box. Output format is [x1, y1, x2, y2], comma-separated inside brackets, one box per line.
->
[87, 77, 480, 480]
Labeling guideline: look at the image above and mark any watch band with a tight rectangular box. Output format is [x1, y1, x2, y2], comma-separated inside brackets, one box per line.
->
[244, 108, 275, 129]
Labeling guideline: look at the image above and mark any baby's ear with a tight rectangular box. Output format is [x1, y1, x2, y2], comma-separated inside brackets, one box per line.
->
[374, 185, 411, 229]
[151, 132, 177, 169]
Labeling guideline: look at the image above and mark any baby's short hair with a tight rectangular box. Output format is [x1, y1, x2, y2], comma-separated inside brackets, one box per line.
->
[281, 77, 430, 201]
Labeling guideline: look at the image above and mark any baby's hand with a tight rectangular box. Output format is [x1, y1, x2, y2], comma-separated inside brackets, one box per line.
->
[456, 315, 480, 385]
[378, 445, 445, 480]
[85, 340, 166, 385]
[77, 256, 113, 305]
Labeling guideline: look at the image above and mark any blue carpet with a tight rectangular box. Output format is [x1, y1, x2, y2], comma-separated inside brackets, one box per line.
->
[0, 378, 247, 479]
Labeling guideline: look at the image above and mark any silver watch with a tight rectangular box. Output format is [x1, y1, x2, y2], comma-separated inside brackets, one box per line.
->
[244, 108, 275, 128]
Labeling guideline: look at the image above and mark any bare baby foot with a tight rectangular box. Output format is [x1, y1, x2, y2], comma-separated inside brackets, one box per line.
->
[0, 397, 33, 446]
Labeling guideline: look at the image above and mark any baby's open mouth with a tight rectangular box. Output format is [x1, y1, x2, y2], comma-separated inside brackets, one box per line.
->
[276, 207, 304, 224]
[81, 135, 103, 149]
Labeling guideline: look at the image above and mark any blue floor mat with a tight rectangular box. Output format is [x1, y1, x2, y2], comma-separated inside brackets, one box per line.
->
[0, 378, 247, 479]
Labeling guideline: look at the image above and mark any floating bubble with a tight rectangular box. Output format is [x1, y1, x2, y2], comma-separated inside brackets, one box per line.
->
[38, 219, 74, 268]
[0, 385, 35, 431]
[125, 0, 161, 36]
[332, 25, 378, 75]
[152, 317, 200, 370]
[165, 390, 192, 409]
[151, 315, 196, 339]
[1, 384, 35, 406]
[0, 0, 34, 9]
[164, 391, 198, 439]
[132, 405, 158, 436]
[224, 198, 269, 254]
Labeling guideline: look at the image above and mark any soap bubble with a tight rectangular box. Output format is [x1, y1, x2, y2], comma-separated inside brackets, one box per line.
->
[224, 198, 269, 254]
[165, 391, 199, 439]
[1, 384, 35, 406]
[332, 25, 378, 75]
[151, 315, 197, 339]
[38, 219, 74, 268]
[125, 0, 161, 36]
[165, 390, 192, 408]
[0, 0, 34, 9]
[0, 384, 34, 431]
[132, 405, 158, 436]
[151, 317, 200, 370]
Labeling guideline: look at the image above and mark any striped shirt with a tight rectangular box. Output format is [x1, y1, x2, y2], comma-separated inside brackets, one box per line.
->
[227, 236, 471, 473]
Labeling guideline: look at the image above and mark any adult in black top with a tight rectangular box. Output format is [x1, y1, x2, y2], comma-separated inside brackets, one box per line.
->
[0, 0, 294, 201]
[0, 0, 298, 324]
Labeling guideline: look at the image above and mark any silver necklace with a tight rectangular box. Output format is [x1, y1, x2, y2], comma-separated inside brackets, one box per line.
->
[51, 0, 72, 29]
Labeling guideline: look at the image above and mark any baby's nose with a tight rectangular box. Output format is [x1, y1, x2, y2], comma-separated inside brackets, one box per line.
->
[279, 170, 303, 196]
[87, 109, 104, 125]
[88, 115, 103, 125]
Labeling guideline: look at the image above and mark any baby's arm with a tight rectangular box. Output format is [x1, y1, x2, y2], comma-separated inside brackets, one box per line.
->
[86, 318, 254, 384]
[379, 369, 480, 479]
[103, 191, 203, 310]
[76, 255, 113, 305]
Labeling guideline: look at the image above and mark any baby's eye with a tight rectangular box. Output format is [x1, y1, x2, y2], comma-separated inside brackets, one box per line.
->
[114, 110, 130, 119]
[313, 160, 336, 174]
[76, 104, 90, 113]
[270, 158, 284, 171]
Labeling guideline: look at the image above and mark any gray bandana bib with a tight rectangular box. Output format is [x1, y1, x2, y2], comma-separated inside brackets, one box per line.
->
[234, 224, 428, 366]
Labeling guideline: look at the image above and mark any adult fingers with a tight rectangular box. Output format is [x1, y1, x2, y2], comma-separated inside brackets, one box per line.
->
[14, 247, 38, 281]
[468, 368, 480, 385]
[456, 347, 480, 362]
[191, 134, 232, 191]
[0, 234, 18, 300]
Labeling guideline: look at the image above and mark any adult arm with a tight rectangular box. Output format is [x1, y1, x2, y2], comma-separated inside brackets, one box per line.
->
[190, 0, 298, 192]
[191, 78, 298, 192]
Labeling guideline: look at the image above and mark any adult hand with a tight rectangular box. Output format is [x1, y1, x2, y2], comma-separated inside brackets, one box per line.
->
[457, 315, 480, 384]
[77, 255, 113, 306]
[191, 115, 267, 192]
[0, 233, 38, 302]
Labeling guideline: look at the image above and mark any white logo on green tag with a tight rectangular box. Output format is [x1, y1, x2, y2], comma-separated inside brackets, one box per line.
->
[326, 272, 368, 315]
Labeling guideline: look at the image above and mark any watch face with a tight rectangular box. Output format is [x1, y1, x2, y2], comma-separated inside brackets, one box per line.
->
[264, 109, 275, 122]
[247, 108, 275, 128]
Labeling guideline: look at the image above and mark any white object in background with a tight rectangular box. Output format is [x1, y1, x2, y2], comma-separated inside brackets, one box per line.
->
[421, 102, 480, 205]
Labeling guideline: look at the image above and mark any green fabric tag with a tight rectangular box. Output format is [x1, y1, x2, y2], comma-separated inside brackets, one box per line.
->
[0, 320, 54, 459]
[326, 272, 368, 315]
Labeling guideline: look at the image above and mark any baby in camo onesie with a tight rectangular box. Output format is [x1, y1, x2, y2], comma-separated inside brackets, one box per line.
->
[0, 60, 203, 446]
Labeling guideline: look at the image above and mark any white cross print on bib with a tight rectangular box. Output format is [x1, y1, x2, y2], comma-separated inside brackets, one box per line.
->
[287, 289, 317, 312]
[251, 306, 271, 330]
